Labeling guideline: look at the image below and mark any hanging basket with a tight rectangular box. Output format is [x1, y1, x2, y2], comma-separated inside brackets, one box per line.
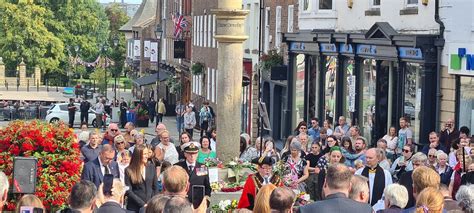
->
[191, 62, 205, 75]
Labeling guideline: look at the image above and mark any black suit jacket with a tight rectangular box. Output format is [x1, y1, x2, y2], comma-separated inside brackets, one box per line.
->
[97, 201, 128, 213]
[124, 164, 158, 212]
[298, 193, 373, 213]
[81, 158, 120, 188]
[399, 170, 415, 209]
[175, 161, 211, 201]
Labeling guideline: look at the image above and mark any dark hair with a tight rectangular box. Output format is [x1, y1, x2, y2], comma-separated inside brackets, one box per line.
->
[311, 117, 319, 122]
[294, 121, 308, 132]
[163, 196, 193, 213]
[269, 187, 296, 212]
[80, 122, 88, 128]
[180, 131, 191, 143]
[160, 161, 172, 173]
[199, 136, 211, 150]
[341, 136, 354, 153]
[240, 136, 247, 157]
[69, 180, 97, 210]
[460, 126, 470, 136]
[146, 195, 171, 213]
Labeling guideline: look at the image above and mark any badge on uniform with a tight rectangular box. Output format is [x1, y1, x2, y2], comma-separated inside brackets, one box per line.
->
[196, 166, 208, 176]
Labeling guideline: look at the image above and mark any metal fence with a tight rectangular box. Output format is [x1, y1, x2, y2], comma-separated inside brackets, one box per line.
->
[0, 105, 50, 121]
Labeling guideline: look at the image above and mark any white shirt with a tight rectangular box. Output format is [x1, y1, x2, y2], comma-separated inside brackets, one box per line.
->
[118, 163, 128, 184]
[210, 138, 216, 152]
[186, 161, 196, 171]
[158, 143, 179, 164]
[355, 167, 393, 205]
[98, 157, 110, 176]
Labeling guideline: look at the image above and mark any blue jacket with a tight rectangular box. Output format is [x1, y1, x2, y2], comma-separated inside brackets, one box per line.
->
[81, 158, 120, 188]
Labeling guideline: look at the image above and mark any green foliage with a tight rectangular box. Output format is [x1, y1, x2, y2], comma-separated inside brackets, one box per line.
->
[89, 67, 110, 94]
[259, 49, 283, 71]
[106, 3, 129, 78]
[166, 76, 181, 94]
[191, 62, 205, 75]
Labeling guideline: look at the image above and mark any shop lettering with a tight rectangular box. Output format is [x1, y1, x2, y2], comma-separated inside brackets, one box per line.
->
[357, 45, 376, 55]
[398, 47, 423, 59]
[450, 48, 474, 71]
[290, 42, 305, 51]
[320, 44, 336, 52]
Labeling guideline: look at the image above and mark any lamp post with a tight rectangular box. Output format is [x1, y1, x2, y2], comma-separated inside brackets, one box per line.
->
[113, 35, 119, 106]
[74, 45, 80, 84]
[154, 25, 163, 125]
[100, 43, 109, 99]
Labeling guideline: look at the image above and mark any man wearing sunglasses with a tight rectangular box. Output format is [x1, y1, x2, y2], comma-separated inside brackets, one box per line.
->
[390, 144, 415, 181]
[102, 123, 121, 145]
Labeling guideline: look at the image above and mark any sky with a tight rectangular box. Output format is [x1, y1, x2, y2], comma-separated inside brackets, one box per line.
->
[99, 0, 143, 4]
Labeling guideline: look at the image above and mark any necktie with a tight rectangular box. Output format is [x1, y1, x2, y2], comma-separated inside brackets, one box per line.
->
[264, 177, 269, 184]
[104, 165, 110, 175]
[189, 166, 194, 173]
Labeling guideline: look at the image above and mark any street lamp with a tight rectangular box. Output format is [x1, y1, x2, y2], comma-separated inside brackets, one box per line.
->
[154, 25, 163, 125]
[100, 43, 109, 99]
[113, 35, 119, 106]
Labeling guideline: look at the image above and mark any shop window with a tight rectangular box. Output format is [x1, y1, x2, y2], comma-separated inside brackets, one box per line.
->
[407, 0, 418, 6]
[302, 0, 311, 11]
[295, 54, 306, 124]
[324, 56, 338, 126]
[359, 59, 377, 144]
[372, 0, 381, 7]
[319, 0, 332, 10]
[459, 76, 474, 134]
[404, 63, 422, 143]
[343, 59, 356, 125]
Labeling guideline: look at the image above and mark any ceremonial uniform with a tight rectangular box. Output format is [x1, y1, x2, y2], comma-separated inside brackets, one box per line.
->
[237, 156, 282, 210]
[174, 142, 211, 203]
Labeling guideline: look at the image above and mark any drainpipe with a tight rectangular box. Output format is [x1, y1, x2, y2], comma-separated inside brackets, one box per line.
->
[434, 0, 445, 132]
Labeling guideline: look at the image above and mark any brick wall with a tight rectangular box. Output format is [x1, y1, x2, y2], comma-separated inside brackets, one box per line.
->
[440, 65, 456, 128]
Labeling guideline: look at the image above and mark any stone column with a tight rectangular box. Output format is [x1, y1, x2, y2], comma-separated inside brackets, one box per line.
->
[19, 59, 26, 86]
[212, 1, 248, 162]
[34, 66, 41, 85]
[0, 57, 5, 85]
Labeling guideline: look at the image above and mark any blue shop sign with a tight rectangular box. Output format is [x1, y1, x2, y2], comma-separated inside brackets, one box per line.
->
[290, 42, 305, 51]
[356, 45, 377, 55]
[399, 47, 423, 59]
[339, 44, 354, 54]
[320, 43, 337, 53]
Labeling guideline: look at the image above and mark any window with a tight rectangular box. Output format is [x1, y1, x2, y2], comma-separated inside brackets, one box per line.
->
[212, 15, 217, 48]
[372, 0, 381, 7]
[343, 59, 355, 125]
[404, 63, 422, 143]
[459, 76, 474, 133]
[208, 15, 212, 48]
[295, 54, 306, 124]
[302, 0, 311, 11]
[359, 59, 377, 143]
[324, 56, 338, 126]
[319, 0, 333, 10]
[193, 16, 196, 45]
[207, 67, 211, 100]
[407, 0, 418, 5]
[264, 7, 270, 53]
[288, 5, 294, 33]
[275, 6, 282, 50]
[203, 15, 207, 47]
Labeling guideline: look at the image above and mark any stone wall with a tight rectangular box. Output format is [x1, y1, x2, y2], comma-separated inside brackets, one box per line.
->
[0, 58, 42, 87]
[439, 65, 456, 128]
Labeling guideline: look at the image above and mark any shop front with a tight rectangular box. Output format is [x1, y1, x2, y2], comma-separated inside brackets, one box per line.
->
[283, 22, 438, 146]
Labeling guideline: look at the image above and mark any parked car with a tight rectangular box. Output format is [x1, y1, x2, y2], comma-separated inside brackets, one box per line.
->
[45, 103, 110, 127]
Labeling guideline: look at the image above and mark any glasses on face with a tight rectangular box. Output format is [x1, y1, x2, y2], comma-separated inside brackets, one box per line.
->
[116, 142, 124, 145]
[300, 127, 307, 129]
[403, 149, 411, 153]
[413, 163, 422, 167]
[111, 129, 118, 132]
[428, 154, 436, 158]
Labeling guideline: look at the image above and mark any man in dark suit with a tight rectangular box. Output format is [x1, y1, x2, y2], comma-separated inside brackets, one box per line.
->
[97, 175, 128, 213]
[298, 163, 372, 213]
[81, 144, 120, 188]
[175, 142, 211, 205]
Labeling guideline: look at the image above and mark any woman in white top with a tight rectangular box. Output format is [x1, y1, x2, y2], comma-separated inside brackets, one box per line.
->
[323, 119, 334, 136]
[382, 126, 399, 159]
[118, 150, 131, 185]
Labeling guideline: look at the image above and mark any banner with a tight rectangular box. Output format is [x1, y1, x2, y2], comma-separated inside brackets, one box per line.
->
[174, 40, 186, 59]
[133, 40, 141, 59]
[144, 40, 151, 58]
[150, 42, 158, 62]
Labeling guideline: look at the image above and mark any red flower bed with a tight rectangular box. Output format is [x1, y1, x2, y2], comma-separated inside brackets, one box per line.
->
[0, 120, 81, 211]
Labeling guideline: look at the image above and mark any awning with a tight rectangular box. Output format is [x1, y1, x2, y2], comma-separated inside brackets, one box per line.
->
[132, 71, 170, 86]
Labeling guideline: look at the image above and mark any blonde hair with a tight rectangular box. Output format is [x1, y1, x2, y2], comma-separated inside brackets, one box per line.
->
[162, 166, 189, 194]
[415, 187, 444, 213]
[412, 166, 440, 194]
[16, 194, 44, 213]
[253, 184, 277, 213]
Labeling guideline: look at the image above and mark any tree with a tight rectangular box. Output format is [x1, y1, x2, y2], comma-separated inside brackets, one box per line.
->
[0, 1, 65, 73]
[105, 3, 129, 79]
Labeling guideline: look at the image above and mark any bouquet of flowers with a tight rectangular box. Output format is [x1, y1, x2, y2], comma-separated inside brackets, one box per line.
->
[294, 192, 311, 206]
[282, 173, 299, 189]
[225, 157, 244, 183]
[205, 158, 223, 168]
[211, 199, 238, 212]
[0, 120, 81, 211]
[210, 181, 225, 192]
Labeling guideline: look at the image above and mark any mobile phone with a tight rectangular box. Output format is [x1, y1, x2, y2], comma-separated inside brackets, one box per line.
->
[192, 185, 205, 209]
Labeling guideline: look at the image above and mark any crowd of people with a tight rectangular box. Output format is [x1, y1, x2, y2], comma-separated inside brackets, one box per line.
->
[1, 107, 474, 213]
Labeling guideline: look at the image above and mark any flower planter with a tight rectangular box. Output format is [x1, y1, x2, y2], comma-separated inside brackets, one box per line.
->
[135, 118, 149, 127]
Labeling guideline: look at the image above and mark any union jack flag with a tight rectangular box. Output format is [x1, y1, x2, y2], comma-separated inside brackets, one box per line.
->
[172, 12, 188, 39]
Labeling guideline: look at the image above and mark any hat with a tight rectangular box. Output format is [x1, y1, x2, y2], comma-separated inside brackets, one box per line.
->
[251, 156, 275, 166]
[181, 142, 200, 153]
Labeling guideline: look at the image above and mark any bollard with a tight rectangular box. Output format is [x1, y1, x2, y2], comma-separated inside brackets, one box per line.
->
[37, 80, 39, 91]
[56, 85, 58, 92]
[27, 79, 29, 92]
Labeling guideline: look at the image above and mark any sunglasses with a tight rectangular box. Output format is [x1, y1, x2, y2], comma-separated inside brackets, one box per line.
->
[111, 129, 119, 132]
[300, 127, 307, 129]
[403, 149, 411, 153]
[429, 154, 436, 158]
[116, 142, 124, 145]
